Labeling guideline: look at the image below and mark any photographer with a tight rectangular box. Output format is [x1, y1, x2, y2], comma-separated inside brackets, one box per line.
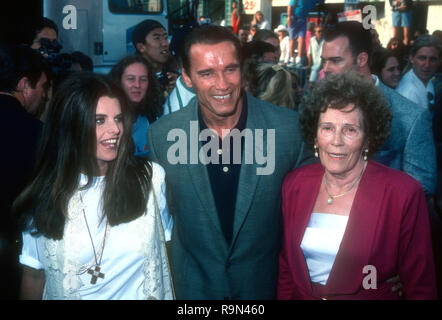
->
[25, 17, 59, 57]
[132, 19, 178, 95]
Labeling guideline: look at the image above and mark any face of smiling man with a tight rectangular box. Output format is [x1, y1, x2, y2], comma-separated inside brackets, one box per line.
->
[182, 41, 243, 128]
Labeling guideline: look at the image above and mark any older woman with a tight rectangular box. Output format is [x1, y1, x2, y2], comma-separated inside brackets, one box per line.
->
[15, 73, 173, 299]
[110, 55, 164, 157]
[371, 48, 402, 89]
[277, 71, 437, 299]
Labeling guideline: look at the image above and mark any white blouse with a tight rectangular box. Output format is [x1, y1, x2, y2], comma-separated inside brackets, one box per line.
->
[300, 213, 349, 285]
[20, 162, 174, 300]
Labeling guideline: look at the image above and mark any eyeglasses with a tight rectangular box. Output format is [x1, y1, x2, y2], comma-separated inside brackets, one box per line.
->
[318, 123, 362, 140]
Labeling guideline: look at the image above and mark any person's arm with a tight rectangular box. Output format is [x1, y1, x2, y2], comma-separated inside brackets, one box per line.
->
[166, 72, 178, 94]
[403, 109, 437, 196]
[146, 124, 160, 164]
[277, 179, 297, 299]
[307, 43, 313, 69]
[398, 184, 437, 299]
[20, 265, 45, 300]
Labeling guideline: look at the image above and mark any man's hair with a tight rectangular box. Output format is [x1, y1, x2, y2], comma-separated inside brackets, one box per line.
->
[71, 51, 93, 71]
[409, 34, 441, 57]
[181, 25, 242, 73]
[0, 44, 49, 93]
[253, 29, 278, 43]
[324, 21, 372, 60]
[22, 17, 58, 46]
[131, 19, 166, 49]
[242, 41, 275, 62]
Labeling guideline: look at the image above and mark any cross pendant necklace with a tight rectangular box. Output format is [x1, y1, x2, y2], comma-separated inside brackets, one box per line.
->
[80, 194, 109, 285]
[87, 265, 105, 284]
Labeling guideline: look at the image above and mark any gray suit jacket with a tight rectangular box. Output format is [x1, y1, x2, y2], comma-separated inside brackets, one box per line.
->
[146, 92, 312, 299]
[374, 82, 436, 195]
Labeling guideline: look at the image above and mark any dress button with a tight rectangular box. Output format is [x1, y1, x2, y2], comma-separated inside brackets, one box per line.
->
[217, 149, 223, 155]
[223, 166, 229, 173]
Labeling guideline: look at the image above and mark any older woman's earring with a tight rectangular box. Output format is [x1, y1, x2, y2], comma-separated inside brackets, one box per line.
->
[363, 149, 368, 161]
[314, 145, 318, 158]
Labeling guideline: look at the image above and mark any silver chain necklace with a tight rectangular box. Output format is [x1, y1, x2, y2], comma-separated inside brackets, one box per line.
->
[78, 194, 109, 284]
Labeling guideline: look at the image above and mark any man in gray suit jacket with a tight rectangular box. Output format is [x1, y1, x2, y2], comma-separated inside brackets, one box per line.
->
[321, 21, 436, 196]
[146, 26, 312, 299]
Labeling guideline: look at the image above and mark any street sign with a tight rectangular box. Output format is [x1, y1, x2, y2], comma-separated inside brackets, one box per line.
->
[244, 0, 261, 14]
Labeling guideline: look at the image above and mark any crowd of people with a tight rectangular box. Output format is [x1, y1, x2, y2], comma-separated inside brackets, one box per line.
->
[0, 0, 442, 301]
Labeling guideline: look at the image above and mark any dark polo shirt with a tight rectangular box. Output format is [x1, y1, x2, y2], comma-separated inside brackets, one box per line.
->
[198, 94, 248, 245]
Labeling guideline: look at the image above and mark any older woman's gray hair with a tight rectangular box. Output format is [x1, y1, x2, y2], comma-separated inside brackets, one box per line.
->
[299, 71, 392, 157]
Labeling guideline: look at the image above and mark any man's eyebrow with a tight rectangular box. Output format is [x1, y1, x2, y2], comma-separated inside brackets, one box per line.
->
[322, 56, 341, 61]
[151, 31, 167, 37]
[196, 68, 213, 74]
[225, 63, 240, 68]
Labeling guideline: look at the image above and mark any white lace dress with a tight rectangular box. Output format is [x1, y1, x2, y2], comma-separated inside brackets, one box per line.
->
[20, 162, 174, 300]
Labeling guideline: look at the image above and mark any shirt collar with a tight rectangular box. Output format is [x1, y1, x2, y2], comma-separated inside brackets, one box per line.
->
[410, 68, 434, 90]
[371, 74, 380, 87]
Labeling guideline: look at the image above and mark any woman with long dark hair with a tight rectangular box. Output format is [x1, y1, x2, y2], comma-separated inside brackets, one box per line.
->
[110, 55, 164, 157]
[371, 48, 402, 89]
[14, 72, 173, 299]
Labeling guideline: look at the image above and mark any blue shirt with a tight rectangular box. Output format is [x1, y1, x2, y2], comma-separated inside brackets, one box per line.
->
[289, 0, 324, 18]
[132, 115, 150, 157]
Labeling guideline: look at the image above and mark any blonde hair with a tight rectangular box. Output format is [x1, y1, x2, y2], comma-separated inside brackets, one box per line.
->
[254, 63, 298, 110]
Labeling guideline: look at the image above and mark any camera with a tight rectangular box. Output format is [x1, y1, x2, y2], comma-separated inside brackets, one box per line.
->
[38, 38, 73, 89]
[39, 38, 62, 61]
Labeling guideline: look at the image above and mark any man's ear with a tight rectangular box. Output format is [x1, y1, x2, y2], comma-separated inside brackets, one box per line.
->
[181, 68, 193, 89]
[16, 77, 29, 94]
[356, 52, 369, 68]
[136, 42, 146, 53]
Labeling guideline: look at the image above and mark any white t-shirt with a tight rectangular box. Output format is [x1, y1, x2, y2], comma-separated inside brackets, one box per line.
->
[279, 36, 290, 64]
[308, 37, 324, 67]
[257, 20, 271, 30]
[20, 162, 173, 300]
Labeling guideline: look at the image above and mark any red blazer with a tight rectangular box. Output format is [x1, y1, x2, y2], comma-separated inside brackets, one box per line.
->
[277, 161, 437, 300]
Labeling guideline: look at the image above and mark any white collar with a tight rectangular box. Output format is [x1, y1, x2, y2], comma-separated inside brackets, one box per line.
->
[371, 74, 380, 87]
[409, 69, 434, 90]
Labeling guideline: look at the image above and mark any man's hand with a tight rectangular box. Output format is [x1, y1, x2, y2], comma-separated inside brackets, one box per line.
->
[387, 274, 403, 297]
[166, 72, 178, 94]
